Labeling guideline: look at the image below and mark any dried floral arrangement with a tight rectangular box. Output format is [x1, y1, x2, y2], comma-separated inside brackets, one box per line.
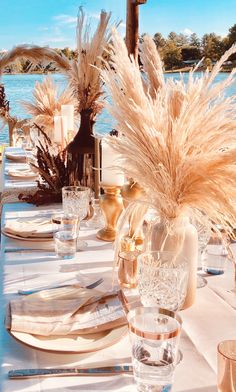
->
[102, 30, 236, 238]
[19, 125, 69, 205]
[0, 83, 30, 145]
[0, 9, 112, 201]
[21, 77, 76, 138]
[65, 8, 112, 187]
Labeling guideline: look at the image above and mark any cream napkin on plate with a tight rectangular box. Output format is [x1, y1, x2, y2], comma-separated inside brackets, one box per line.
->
[6, 286, 127, 336]
[3, 218, 54, 238]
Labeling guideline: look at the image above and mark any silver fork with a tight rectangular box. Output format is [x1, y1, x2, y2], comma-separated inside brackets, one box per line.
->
[18, 277, 104, 295]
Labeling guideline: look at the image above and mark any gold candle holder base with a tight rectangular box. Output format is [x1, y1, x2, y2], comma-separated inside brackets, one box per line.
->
[97, 185, 124, 242]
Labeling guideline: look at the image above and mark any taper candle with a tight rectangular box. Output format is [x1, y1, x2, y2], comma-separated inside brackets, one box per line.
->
[102, 140, 125, 186]
[61, 105, 74, 131]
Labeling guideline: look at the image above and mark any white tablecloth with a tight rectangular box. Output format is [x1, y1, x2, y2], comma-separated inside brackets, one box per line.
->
[1, 202, 236, 391]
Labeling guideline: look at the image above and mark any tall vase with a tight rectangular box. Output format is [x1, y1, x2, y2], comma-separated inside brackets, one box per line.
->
[67, 108, 100, 193]
[144, 215, 198, 309]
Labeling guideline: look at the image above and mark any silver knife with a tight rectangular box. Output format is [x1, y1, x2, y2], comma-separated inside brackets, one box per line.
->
[8, 366, 133, 379]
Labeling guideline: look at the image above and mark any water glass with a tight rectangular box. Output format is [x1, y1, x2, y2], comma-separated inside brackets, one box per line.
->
[51, 213, 78, 236]
[62, 186, 90, 219]
[86, 198, 104, 229]
[137, 251, 188, 311]
[217, 340, 236, 391]
[202, 244, 228, 275]
[62, 186, 90, 249]
[128, 307, 181, 392]
[54, 230, 77, 259]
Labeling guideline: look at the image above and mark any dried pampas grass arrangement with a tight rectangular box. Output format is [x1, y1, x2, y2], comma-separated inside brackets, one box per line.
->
[102, 30, 236, 236]
[21, 77, 76, 134]
[67, 7, 111, 115]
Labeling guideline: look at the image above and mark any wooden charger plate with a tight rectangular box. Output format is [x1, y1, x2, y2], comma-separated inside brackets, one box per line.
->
[2, 228, 53, 242]
[9, 325, 128, 353]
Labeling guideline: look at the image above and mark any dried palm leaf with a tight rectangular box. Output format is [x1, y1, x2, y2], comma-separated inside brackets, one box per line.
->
[102, 30, 236, 236]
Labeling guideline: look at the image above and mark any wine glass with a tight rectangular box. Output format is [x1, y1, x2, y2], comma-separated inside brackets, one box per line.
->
[62, 186, 90, 250]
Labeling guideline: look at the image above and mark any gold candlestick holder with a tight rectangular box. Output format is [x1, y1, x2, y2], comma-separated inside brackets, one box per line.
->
[96, 185, 124, 242]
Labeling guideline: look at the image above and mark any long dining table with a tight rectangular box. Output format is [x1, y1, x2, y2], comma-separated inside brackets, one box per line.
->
[1, 148, 236, 392]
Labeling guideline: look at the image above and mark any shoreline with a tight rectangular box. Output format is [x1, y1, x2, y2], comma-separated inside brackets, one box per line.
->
[2, 68, 233, 76]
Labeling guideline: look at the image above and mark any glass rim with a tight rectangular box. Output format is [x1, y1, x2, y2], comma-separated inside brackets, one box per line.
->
[217, 340, 236, 361]
[137, 250, 188, 268]
[127, 306, 182, 340]
[62, 186, 90, 192]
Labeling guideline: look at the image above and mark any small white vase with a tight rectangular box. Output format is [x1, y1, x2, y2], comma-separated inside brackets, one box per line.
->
[145, 215, 198, 309]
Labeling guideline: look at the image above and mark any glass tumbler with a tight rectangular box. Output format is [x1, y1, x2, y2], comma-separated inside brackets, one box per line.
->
[54, 230, 77, 259]
[128, 307, 182, 392]
[62, 186, 90, 250]
[218, 340, 236, 391]
[137, 251, 188, 311]
[202, 243, 228, 275]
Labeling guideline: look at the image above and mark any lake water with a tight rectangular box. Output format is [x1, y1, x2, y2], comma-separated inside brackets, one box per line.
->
[1, 72, 236, 144]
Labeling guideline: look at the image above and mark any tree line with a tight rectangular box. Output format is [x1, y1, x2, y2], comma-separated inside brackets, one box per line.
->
[148, 23, 236, 70]
[1, 23, 236, 73]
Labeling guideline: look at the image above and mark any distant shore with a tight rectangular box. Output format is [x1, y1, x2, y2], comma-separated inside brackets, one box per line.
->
[2, 67, 233, 77]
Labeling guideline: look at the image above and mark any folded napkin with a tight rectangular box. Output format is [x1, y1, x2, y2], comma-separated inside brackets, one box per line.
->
[7, 168, 38, 179]
[6, 286, 127, 336]
[5, 153, 26, 162]
[3, 218, 54, 238]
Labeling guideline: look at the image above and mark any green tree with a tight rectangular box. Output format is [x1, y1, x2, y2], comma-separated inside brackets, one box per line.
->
[153, 32, 166, 49]
[189, 33, 201, 48]
[203, 57, 213, 70]
[202, 33, 225, 61]
[168, 32, 189, 47]
[228, 23, 236, 47]
[163, 41, 182, 69]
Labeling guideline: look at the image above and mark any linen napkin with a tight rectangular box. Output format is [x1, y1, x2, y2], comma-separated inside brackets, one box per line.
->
[3, 218, 54, 239]
[6, 286, 127, 336]
[7, 168, 38, 179]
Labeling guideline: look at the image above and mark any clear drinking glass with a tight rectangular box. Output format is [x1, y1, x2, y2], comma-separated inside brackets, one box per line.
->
[217, 340, 236, 391]
[54, 230, 77, 259]
[62, 186, 90, 250]
[51, 213, 78, 237]
[128, 307, 182, 392]
[202, 243, 228, 275]
[137, 251, 188, 311]
[86, 198, 104, 229]
[194, 221, 211, 288]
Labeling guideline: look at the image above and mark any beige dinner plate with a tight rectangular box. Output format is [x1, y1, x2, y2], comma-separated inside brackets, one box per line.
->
[2, 228, 53, 242]
[9, 325, 128, 353]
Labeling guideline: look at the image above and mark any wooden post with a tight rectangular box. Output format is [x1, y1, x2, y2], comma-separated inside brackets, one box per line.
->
[126, 0, 147, 61]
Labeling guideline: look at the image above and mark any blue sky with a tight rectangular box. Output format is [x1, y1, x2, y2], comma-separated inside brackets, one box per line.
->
[0, 0, 236, 50]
